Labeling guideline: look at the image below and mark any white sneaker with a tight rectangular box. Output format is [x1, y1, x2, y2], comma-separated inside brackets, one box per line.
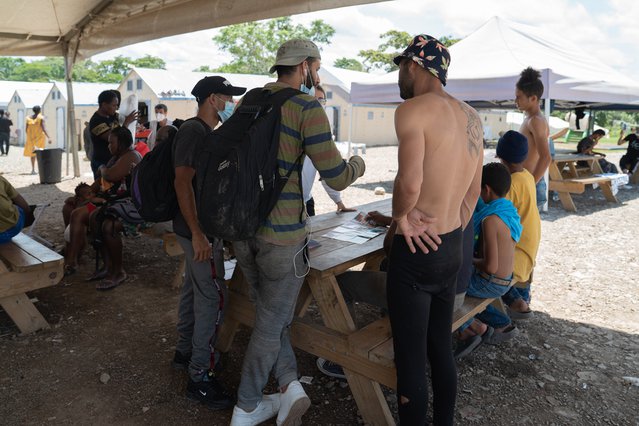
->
[276, 380, 311, 426]
[230, 394, 280, 426]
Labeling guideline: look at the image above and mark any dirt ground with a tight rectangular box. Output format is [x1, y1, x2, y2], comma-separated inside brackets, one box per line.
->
[0, 145, 638, 425]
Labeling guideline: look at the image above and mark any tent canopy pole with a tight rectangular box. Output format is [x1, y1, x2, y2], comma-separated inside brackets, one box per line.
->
[62, 40, 80, 178]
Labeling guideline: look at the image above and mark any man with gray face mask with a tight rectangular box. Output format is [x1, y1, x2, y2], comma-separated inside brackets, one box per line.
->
[229, 39, 366, 426]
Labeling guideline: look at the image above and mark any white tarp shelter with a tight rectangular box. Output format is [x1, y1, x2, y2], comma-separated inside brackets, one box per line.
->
[351, 16, 639, 109]
[1, 0, 386, 176]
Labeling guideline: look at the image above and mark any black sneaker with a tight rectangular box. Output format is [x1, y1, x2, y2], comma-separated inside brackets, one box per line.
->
[316, 357, 346, 380]
[186, 370, 235, 410]
[171, 350, 191, 371]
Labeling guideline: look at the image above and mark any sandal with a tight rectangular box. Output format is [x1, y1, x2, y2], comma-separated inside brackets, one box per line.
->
[63, 264, 77, 277]
[86, 268, 108, 282]
[96, 273, 127, 291]
[485, 324, 519, 345]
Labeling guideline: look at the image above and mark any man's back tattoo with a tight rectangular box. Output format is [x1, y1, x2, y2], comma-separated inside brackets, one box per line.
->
[459, 102, 482, 157]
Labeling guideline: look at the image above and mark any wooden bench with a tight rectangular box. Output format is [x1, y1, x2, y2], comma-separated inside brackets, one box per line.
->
[349, 295, 507, 368]
[0, 233, 63, 334]
[549, 154, 619, 212]
[549, 176, 617, 211]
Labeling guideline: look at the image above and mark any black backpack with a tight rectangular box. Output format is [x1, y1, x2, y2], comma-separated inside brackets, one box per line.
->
[131, 121, 192, 222]
[195, 87, 301, 241]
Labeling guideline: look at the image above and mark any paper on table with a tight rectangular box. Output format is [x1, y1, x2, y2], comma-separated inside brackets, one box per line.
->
[323, 211, 386, 244]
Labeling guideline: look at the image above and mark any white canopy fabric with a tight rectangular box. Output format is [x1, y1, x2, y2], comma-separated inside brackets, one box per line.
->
[351, 16, 639, 108]
[1, 0, 385, 59]
[2, 0, 386, 176]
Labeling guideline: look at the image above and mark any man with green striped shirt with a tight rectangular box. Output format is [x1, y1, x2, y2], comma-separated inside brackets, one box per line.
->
[230, 39, 366, 426]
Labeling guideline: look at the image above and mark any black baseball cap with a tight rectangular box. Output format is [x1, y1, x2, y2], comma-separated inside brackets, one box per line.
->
[191, 76, 246, 102]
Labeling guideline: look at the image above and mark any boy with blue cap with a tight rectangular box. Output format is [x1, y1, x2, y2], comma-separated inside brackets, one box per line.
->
[495, 130, 542, 322]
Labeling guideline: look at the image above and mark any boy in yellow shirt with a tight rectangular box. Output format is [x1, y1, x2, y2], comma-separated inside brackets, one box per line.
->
[496, 130, 541, 320]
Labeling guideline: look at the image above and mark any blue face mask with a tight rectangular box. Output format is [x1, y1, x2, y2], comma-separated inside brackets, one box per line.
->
[300, 65, 316, 97]
[218, 100, 235, 123]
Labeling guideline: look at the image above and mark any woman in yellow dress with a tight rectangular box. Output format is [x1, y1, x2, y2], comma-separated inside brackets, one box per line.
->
[24, 105, 50, 175]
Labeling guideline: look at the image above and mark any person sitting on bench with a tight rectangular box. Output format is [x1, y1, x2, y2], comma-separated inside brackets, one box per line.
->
[64, 128, 141, 286]
[576, 129, 618, 173]
[454, 163, 522, 359]
[0, 175, 35, 243]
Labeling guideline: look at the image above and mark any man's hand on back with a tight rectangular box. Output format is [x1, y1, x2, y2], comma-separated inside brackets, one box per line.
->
[395, 208, 442, 254]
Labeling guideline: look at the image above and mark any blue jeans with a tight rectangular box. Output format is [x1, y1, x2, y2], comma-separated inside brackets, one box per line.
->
[0, 206, 25, 244]
[232, 238, 306, 411]
[460, 268, 512, 330]
[502, 286, 531, 305]
[536, 177, 547, 211]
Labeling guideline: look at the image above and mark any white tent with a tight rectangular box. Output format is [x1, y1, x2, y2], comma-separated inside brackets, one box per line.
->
[351, 16, 639, 108]
[1, 0, 386, 176]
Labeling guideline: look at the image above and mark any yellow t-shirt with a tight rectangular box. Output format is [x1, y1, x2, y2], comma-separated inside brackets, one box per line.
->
[0, 176, 19, 232]
[505, 170, 541, 283]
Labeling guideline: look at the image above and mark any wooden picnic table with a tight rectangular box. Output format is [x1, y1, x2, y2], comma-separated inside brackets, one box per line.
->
[549, 153, 618, 212]
[216, 198, 398, 425]
[0, 233, 63, 334]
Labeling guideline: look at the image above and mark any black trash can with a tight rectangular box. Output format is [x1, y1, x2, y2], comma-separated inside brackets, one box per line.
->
[35, 148, 63, 184]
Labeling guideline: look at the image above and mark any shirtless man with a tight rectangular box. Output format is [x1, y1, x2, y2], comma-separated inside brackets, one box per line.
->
[515, 67, 550, 210]
[387, 34, 483, 426]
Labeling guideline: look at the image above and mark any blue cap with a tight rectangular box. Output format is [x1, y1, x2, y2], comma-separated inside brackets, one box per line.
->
[497, 130, 529, 163]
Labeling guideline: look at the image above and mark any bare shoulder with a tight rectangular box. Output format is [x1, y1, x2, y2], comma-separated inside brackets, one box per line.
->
[483, 214, 507, 234]
[529, 114, 549, 134]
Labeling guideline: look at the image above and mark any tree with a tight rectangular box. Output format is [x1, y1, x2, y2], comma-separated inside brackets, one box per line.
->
[0, 57, 26, 80]
[212, 17, 335, 74]
[358, 30, 412, 72]
[333, 57, 366, 72]
[0, 54, 166, 83]
[439, 35, 461, 47]
[193, 65, 215, 72]
[358, 31, 461, 72]
[134, 54, 166, 69]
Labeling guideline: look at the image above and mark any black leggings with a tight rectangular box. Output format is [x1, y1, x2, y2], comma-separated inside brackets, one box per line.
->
[387, 229, 462, 426]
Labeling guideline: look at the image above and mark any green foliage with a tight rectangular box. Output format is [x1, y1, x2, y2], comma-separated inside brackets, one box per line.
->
[358, 30, 412, 72]
[193, 65, 215, 72]
[0, 57, 26, 80]
[438, 35, 461, 47]
[357, 31, 460, 72]
[0, 54, 166, 83]
[211, 17, 335, 75]
[333, 57, 366, 72]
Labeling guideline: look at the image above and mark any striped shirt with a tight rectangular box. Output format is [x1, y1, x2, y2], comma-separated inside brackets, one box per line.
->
[257, 82, 362, 245]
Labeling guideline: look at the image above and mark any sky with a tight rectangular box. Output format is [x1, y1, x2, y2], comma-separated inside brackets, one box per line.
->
[89, 0, 639, 77]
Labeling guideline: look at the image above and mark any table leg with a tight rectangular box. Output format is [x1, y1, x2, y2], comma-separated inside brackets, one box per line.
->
[307, 273, 396, 424]
[599, 182, 619, 203]
[306, 273, 356, 333]
[557, 191, 577, 212]
[0, 293, 50, 334]
[345, 370, 395, 425]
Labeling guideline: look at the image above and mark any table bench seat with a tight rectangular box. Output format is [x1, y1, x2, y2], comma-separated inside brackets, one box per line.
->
[354, 296, 504, 369]
[0, 233, 63, 334]
[549, 176, 612, 194]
